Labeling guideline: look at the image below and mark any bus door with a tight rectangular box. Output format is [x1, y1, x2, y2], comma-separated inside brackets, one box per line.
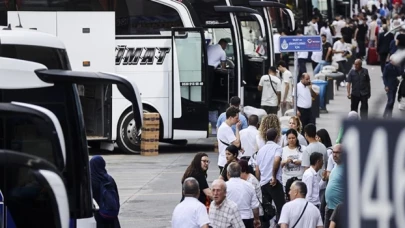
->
[171, 28, 209, 139]
[0, 150, 69, 228]
[250, 1, 295, 33]
[213, 6, 263, 109]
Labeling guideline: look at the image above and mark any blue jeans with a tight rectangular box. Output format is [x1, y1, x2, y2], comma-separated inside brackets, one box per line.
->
[314, 60, 331, 75]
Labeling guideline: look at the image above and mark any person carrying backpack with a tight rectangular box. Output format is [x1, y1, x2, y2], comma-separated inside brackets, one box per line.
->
[90, 156, 121, 228]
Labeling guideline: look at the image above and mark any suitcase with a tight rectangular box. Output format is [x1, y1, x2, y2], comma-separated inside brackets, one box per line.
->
[367, 47, 379, 65]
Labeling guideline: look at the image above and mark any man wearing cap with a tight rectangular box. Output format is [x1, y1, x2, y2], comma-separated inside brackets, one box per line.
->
[258, 67, 282, 114]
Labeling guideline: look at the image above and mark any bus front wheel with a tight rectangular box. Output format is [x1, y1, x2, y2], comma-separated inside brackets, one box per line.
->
[117, 109, 144, 154]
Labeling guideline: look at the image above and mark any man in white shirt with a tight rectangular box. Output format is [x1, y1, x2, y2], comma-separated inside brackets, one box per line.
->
[207, 39, 228, 69]
[332, 15, 346, 42]
[279, 181, 323, 228]
[217, 106, 242, 174]
[258, 66, 281, 114]
[302, 152, 324, 208]
[255, 128, 285, 227]
[226, 162, 261, 228]
[333, 35, 350, 89]
[171, 177, 210, 228]
[277, 60, 293, 115]
[274, 30, 281, 63]
[307, 16, 319, 35]
[295, 73, 317, 133]
[239, 115, 259, 161]
[207, 38, 228, 107]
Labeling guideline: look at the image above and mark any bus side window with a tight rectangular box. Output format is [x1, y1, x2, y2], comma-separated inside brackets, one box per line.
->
[115, 0, 183, 35]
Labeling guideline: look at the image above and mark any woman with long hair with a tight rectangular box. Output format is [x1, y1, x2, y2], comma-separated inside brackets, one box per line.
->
[219, 145, 239, 181]
[280, 116, 307, 147]
[181, 152, 212, 206]
[90, 156, 121, 228]
[281, 129, 305, 200]
[256, 114, 281, 149]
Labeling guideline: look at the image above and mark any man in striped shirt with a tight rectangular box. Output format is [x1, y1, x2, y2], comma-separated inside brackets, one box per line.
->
[209, 179, 245, 228]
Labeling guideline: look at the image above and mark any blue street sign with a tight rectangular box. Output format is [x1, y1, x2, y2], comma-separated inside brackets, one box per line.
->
[279, 36, 322, 52]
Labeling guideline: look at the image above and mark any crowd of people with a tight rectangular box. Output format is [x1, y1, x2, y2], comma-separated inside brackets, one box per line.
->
[174, 95, 358, 228]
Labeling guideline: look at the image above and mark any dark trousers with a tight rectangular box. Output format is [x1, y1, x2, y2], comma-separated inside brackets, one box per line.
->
[357, 41, 366, 58]
[298, 58, 307, 81]
[336, 60, 347, 89]
[275, 53, 281, 65]
[297, 107, 313, 134]
[261, 180, 285, 228]
[320, 189, 327, 221]
[324, 208, 334, 228]
[351, 95, 369, 119]
[243, 219, 254, 228]
[379, 53, 388, 74]
[312, 61, 318, 71]
[208, 66, 216, 110]
[384, 87, 398, 118]
[261, 105, 278, 114]
[282, 53, 289, 66]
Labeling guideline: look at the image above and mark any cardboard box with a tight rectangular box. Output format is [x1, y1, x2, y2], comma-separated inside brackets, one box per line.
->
[141, 129, 159, 140]
[143, 113, 160, 126]
[141, 151, 159, 156]
[141, 143, 159, 150]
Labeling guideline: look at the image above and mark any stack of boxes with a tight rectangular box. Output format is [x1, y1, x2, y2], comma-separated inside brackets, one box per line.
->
[141, 113, 160, 156]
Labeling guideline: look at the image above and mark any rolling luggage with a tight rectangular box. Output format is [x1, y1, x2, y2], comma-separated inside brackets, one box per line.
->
[367, 47, 379, 65]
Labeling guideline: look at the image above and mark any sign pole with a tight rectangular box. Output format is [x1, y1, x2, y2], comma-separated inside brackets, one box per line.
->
[279, 35, 322, 117]
[294, 52, 298, 116]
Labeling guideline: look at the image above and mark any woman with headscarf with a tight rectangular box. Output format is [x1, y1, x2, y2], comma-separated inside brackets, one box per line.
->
[90, 156, 121, 228]
[335, 111, 359, 144]
[181, 152, 213, 208]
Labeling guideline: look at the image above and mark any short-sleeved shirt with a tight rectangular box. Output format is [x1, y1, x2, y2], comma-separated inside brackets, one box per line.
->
[209, 199, 245, 228]
[322, 42, 332, 62]
[346, 68, 371, 97]
[259, 74, 281, 106]
[278, 198, 324, 228]
[325, 164, 344, 210]
[172, 197, 210, 228]
[256, 141, 283, 186]
[281, 70, 293, 103]
[207, 44, 226, 68]
[301, 142, 327, 175]
[217, 123, 236, 167]
[281, 146, 305, 186]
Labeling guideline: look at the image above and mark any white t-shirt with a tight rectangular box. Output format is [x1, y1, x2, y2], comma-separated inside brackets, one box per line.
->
[333, 40, 348, 62]
[259, 74, 281, 106]
[207, 44, 226, 68]
[239, 126, 259, 157]
[281, 70, 293, 103]
[332, 20, 346, 36]
[281, 146, 306, 186]
[279, 198, 323, 228]
[295, 82, 312, 109]
[217, 122, 236, 167]
[171, 197, 210, 228]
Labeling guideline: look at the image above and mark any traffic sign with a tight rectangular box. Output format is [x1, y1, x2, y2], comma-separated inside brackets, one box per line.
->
[279, 36, 322, 52]
[342, 119, 405, 228]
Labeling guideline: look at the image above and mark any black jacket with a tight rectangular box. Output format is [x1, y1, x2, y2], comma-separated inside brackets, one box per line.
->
[378, 32, 394, 55]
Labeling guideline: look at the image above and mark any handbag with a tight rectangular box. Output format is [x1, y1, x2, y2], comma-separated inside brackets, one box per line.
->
[292, 202, 308, 228]
[257, 195, 276, 221]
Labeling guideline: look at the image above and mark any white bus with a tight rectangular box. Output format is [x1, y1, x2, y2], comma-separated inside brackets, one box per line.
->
[3, 0, 293, 153]
[0, 26, 143, 227]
